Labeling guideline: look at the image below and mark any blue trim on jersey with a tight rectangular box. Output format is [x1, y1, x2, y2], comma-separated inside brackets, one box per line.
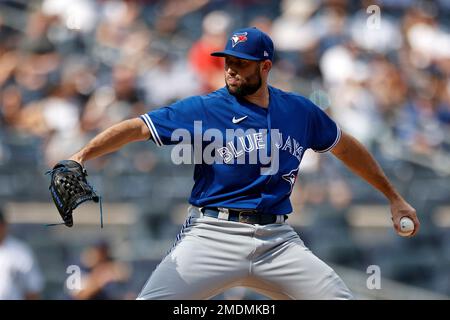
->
[140, 86, 340, 215]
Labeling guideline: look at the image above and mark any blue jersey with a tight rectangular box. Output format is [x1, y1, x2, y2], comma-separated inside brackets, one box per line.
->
[140, 86, 340, 215]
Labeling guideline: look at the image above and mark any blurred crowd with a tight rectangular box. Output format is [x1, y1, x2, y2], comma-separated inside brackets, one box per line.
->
[0, 0, 449, 169]
[1, 0, 450, 299]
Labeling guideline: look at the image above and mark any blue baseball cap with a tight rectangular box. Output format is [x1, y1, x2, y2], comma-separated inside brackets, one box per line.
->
[211, 27, 274, 61]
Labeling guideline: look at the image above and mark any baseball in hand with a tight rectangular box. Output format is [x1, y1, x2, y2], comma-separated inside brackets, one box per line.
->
[399, 217, 414, 236]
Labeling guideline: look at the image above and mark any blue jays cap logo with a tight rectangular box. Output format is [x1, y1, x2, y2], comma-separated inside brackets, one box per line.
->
[231, 32, 248, 47]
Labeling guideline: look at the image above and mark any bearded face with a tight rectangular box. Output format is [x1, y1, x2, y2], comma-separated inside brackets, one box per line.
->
[224, 57, 262, 98]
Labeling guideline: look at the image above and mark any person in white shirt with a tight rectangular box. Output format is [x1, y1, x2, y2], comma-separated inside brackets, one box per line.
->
[0, 209, 44, 300]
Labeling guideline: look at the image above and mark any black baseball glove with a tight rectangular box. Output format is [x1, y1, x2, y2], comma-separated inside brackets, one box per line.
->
[46, 160, 102, 227]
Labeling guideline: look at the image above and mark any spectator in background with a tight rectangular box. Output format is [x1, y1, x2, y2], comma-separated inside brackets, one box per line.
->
[142, 45, 201, 106]
[19, 82, 84, 167]
[188, 10, 232, 93]
[153, 0, 209, 36]
[0, 208, 44, 300]
[67, 240, 133, 300]
[395, 89, 445, 156]
[271, 0, 319, 53]
[436, 74, 450, 126]
[81, 63, 146, 133]
[0, 85, 23, 129]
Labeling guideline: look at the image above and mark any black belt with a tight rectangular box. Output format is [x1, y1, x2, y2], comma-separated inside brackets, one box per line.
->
[201, 207, 287, 225]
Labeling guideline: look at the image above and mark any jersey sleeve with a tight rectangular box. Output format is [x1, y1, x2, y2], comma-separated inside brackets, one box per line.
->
[140, 96, 204, 146]
[306, 99, 341, 153]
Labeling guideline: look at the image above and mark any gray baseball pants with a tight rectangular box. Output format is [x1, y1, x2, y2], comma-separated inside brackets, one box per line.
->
[137, 205, 353, 300]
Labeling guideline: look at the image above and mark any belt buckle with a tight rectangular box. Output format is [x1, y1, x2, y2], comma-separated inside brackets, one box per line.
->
[238, 210, 256, 224]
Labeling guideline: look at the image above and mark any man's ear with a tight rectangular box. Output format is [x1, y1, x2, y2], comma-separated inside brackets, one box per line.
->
[261, 60, 272, 73]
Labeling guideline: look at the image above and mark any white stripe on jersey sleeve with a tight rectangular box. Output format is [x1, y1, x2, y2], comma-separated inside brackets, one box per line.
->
[313, 125, 342, 153]
[140, 114, 163, 147]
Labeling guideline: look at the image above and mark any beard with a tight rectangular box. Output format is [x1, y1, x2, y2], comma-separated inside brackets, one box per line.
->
[225, 67, 262, 98]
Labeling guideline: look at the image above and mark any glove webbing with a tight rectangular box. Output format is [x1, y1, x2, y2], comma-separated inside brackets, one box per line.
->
[45, 169, 104, 228]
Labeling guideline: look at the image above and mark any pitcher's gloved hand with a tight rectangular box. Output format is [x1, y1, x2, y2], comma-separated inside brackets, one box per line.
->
[47, 160, 100, 227]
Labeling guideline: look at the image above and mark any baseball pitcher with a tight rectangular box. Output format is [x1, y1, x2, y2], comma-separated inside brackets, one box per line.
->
[49, 27, 420, 299]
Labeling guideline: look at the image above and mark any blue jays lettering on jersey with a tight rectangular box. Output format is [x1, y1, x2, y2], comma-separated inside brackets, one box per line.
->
[140, 86, 341, 215]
